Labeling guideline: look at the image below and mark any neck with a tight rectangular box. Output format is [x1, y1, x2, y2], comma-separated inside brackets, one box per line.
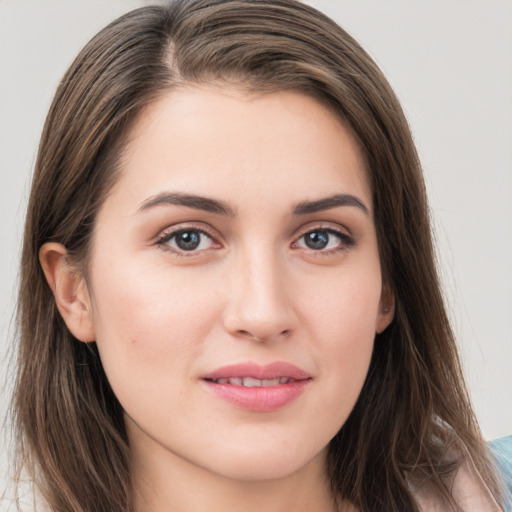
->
[130, 439, 341, 512]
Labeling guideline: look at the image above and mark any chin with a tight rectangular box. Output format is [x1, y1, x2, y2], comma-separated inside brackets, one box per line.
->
[201, 443, 328, 483]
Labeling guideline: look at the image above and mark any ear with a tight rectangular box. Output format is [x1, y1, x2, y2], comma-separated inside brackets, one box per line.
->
[376, 285, 395, 334]
[39, 242, 96, 342]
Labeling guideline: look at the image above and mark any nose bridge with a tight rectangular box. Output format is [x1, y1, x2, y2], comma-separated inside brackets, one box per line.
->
[223, 242, 296, 341]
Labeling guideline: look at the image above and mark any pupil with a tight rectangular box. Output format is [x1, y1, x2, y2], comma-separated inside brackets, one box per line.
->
[176, 231, 200, 250]
[305, 231, 328, 250]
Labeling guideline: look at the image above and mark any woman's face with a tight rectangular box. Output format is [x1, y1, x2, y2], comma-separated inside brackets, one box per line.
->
[84, 86, 393, 482]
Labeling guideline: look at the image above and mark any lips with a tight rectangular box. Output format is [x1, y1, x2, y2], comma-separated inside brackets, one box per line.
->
[210, 376, 295, 386]
[202, 361, 311, 381]
[201, 362, 312, 412]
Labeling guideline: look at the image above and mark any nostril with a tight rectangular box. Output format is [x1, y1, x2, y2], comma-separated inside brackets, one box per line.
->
[236, 329, 291, 343]
[236, 330, 262, 342]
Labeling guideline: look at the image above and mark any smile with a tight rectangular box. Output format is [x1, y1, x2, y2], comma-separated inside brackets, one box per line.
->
[201, 362, 312, 411]
[207, 377, 296, 386]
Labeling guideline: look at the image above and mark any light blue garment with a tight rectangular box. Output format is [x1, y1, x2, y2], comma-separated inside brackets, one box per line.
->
[489, 435, 512, 512]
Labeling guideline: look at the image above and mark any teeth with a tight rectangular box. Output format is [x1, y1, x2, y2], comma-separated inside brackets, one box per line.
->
[214, 377, 293, 386]
[242, 377, 261, 387]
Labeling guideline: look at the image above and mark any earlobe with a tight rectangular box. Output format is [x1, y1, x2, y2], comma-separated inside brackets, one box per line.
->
[39, 242, 96, 342]
[376, 286, 395, 334]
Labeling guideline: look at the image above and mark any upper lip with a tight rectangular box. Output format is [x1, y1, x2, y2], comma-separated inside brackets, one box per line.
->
[202, 361, 312, 381]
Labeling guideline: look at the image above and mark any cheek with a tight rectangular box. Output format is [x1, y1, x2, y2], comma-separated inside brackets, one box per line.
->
[299, 258, 382, 342]
[88, 256, 221, 391]
[299, 265, 381, 419]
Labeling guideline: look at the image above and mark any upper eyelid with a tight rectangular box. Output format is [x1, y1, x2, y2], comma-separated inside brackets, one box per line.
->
[156, 223, 219, 243]
[293, 227, 353, 245]
[155, 226, 220, 258]
[154, 221, 353, 247]
[292, 221, 352, 239]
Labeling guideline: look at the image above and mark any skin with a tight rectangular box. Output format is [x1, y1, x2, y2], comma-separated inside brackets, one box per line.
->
[41, 86, 394, 512]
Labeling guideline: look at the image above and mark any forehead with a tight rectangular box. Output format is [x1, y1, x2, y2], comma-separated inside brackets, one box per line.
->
[108, 85, 371, 215]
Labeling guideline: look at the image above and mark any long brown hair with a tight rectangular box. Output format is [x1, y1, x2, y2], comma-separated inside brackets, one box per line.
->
[13, 1, 503, 510]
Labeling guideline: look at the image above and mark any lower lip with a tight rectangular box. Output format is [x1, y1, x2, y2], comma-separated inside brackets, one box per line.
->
[202, 380, 311, 412]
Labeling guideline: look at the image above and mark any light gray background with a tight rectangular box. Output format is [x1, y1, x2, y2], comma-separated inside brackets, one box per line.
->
[1, 0, 511, 499]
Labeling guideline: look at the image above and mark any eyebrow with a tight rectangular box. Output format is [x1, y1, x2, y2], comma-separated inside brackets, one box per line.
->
[138, 191, 369, 216]
[293, 194, 369, 216]
[138, 192, 236, 216]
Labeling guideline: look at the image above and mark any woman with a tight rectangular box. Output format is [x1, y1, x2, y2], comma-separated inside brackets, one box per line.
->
[11, 1, 510, 510]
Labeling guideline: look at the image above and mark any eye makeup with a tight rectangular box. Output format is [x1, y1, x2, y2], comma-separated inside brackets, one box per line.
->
[153, 221, 356, 260]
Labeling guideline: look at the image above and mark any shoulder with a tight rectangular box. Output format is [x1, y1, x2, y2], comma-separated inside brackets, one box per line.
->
[489, 436, 512, 479]
[410, 438, 506, 512]
[489, 436, 512, 512]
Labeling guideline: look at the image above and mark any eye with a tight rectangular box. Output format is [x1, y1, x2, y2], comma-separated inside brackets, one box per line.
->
[157, 228, 217, 254]
[294, 228, 354, 253]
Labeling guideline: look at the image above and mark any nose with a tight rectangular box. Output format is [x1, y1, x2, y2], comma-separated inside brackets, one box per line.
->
[222, 248, 297, 344]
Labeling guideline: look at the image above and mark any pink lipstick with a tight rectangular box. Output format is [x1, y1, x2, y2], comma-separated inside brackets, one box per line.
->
[201, 362, 312, 412]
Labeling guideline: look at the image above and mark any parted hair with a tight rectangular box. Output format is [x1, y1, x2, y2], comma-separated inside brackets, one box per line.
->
[13, 1, 502, 511]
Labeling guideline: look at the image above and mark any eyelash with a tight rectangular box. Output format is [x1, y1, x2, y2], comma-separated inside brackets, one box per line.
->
[155, 225, 355, 257]
[292, 227, 355, 255]
[155, 227, 219, 257]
